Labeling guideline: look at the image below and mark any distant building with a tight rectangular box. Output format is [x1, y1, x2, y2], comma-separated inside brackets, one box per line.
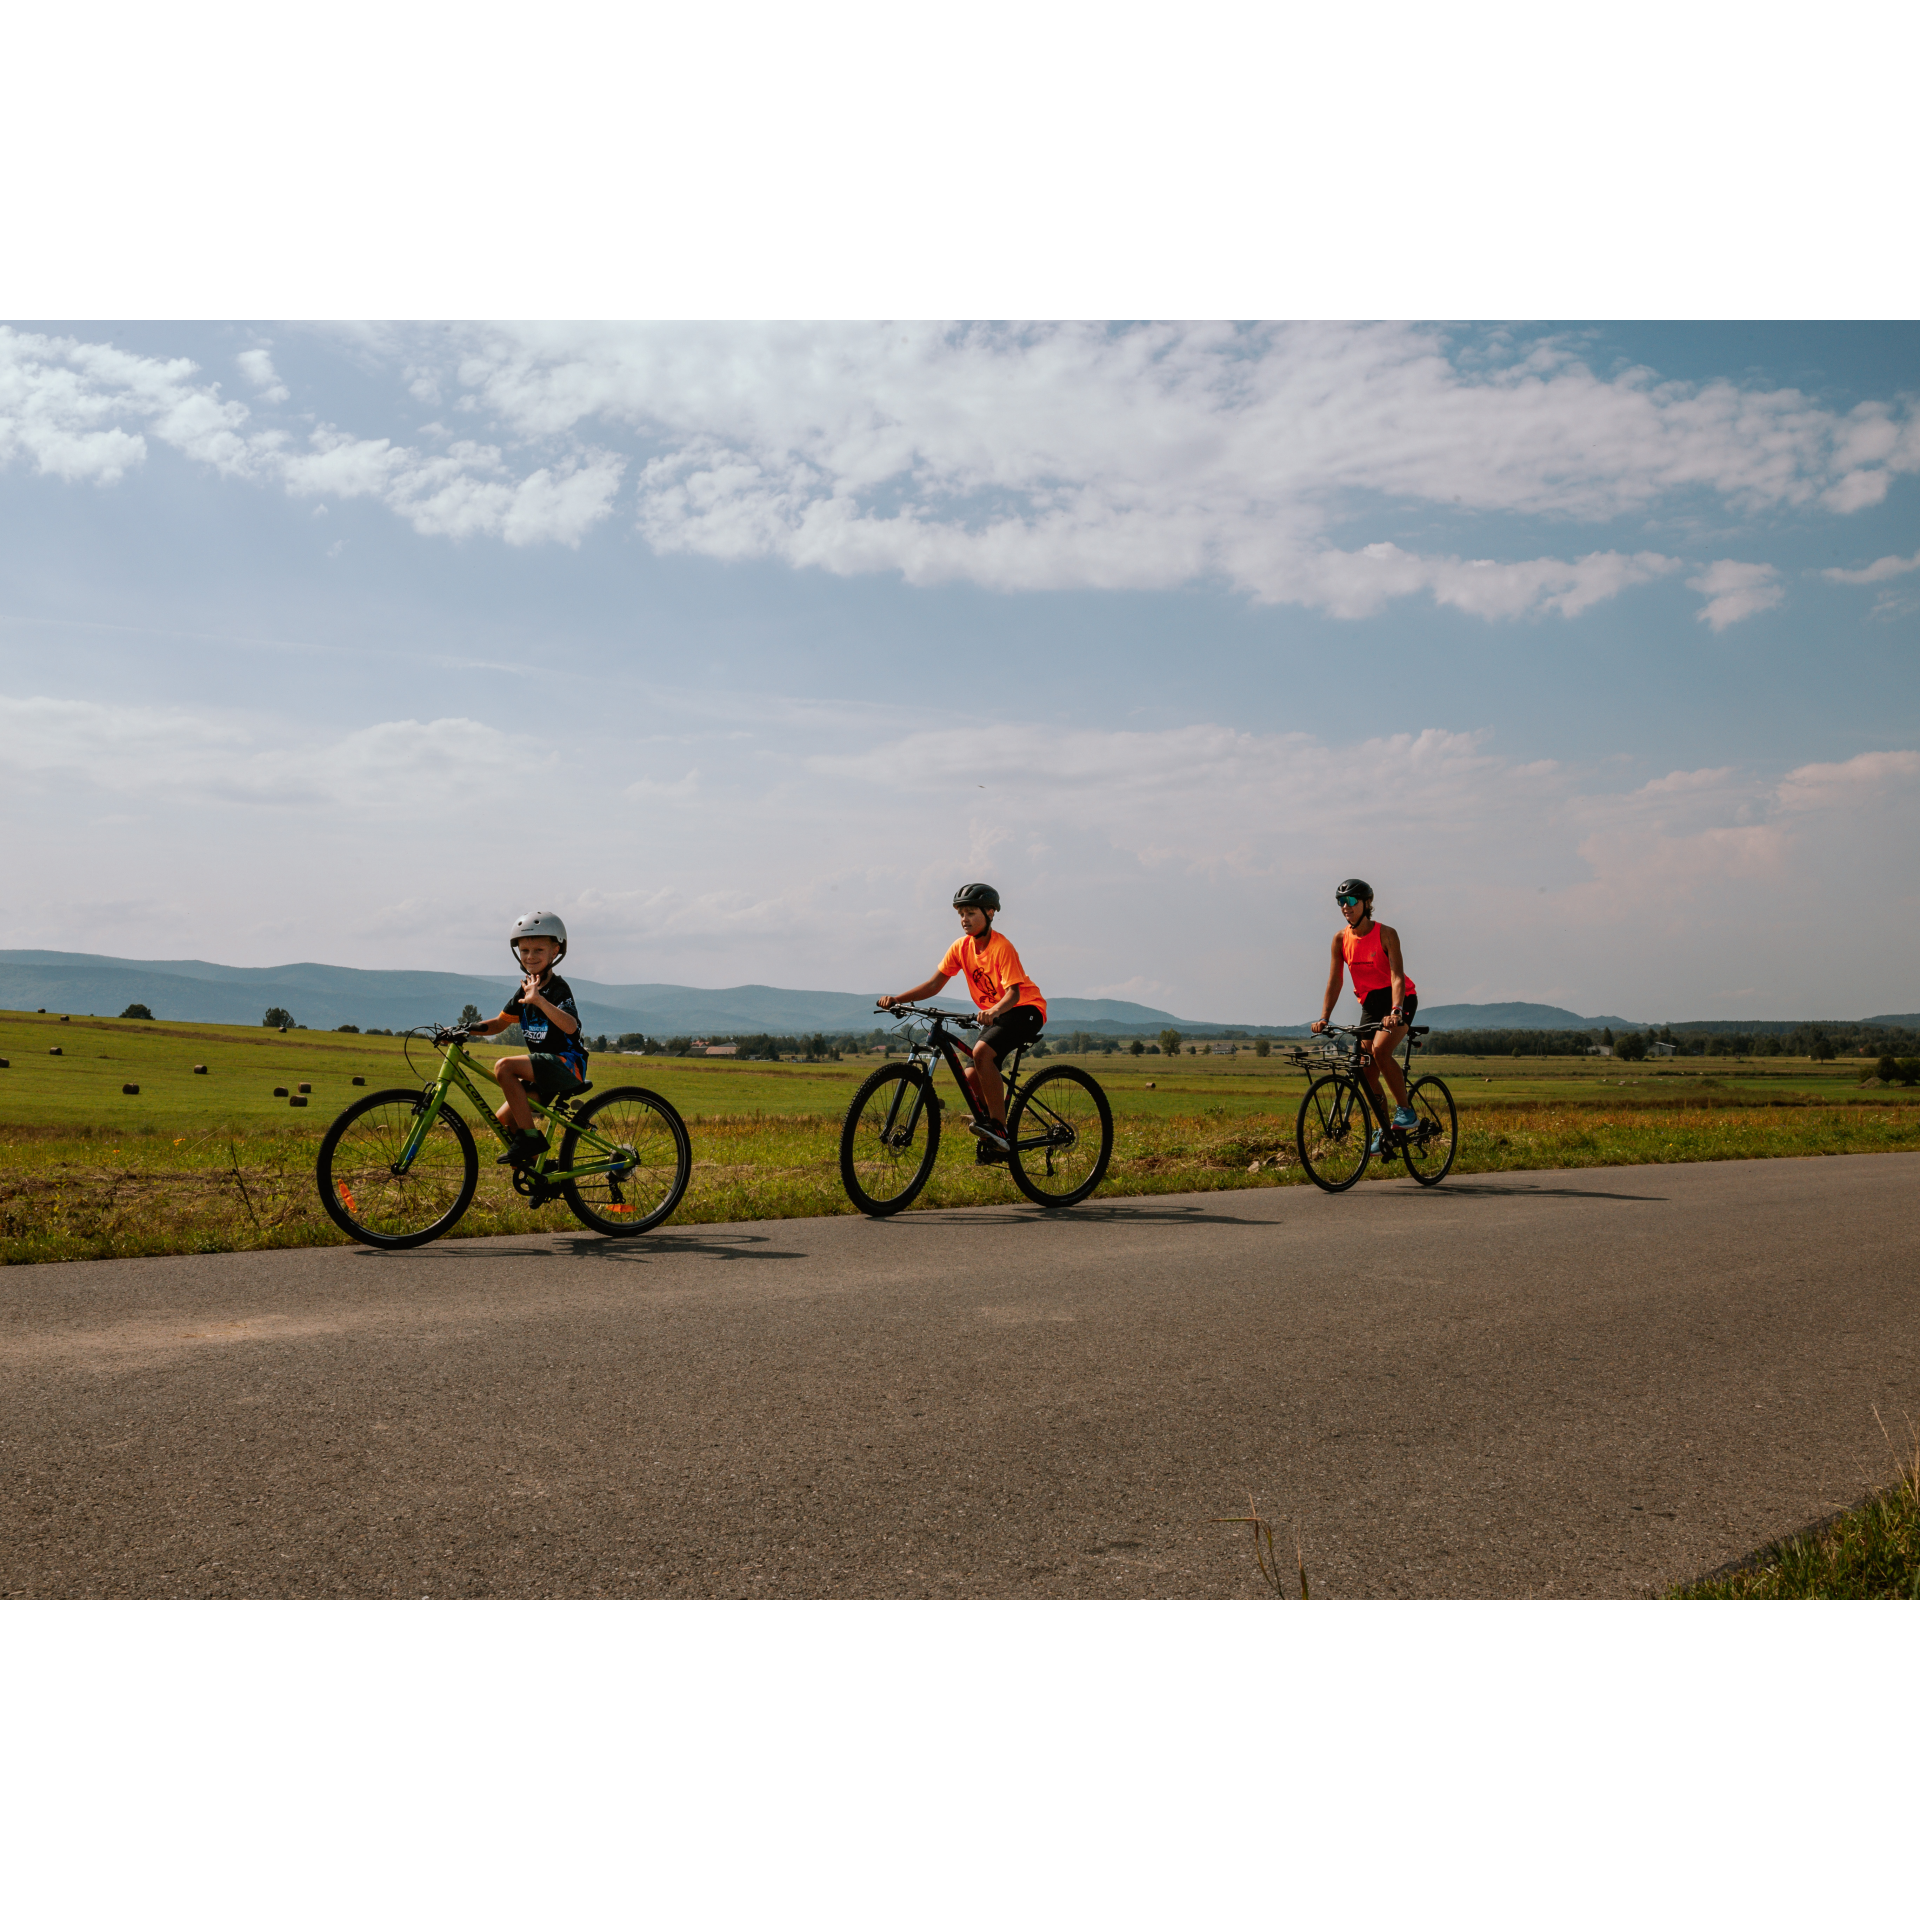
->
[1587, 1044, 1613, 1057]
[1210, 1041, 1237, 1055]
[702, 1043, 739, 1057]
[1649, 1041, 1676, 1057]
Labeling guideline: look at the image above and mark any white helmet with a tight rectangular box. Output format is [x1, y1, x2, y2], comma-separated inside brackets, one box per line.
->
[510, 909, 568, 964]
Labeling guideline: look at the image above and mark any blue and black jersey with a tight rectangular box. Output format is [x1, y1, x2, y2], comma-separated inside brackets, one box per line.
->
[504, 972, 590, 1079]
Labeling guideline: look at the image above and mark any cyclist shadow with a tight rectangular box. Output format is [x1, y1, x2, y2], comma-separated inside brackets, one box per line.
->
[352, 1230, 807, 1265]
[1381, 1183, 1669, 1204]
[898, 1203, 1279, 1230]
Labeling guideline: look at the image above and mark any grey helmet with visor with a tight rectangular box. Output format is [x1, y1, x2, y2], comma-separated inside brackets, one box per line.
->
[510, 908, 569, 966]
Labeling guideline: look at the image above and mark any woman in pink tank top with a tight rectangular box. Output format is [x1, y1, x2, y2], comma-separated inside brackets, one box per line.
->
[1312, 877, 1419, 1135]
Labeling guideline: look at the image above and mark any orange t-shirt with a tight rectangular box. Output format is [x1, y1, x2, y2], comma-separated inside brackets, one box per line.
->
[939, 930, 1048, 1023]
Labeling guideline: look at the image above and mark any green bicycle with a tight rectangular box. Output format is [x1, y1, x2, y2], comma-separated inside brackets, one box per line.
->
[315, 1024, 692, 1249]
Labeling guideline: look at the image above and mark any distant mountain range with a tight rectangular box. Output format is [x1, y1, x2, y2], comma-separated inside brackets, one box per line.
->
[0, 950, 1186, 1038]
[17, 951, 1870, 1038]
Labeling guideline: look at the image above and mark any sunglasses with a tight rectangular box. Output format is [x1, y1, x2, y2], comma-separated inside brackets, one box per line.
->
[1337, 895, 1365, 908]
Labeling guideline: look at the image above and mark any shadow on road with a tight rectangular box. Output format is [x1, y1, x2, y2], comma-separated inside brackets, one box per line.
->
[887, 1203, 1281, 1230]
[353, 1230, 807, 1265]
[1381, 1183, 1669, 1204]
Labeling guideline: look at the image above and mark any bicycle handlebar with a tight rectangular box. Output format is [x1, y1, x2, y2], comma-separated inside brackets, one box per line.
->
[879, 1002, 978, 1028]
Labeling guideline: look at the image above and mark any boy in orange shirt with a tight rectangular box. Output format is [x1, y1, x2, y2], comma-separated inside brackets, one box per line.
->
[878, 882, 1048, 1154]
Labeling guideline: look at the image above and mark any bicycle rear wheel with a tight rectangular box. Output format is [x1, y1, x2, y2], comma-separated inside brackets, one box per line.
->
[316, 1090, 479, 1248]
[1402, 1075, 1458, 1186]
[1296, 1074, 1371, 1193]
[558, 1087, 693, 1234]
[1007, 1065, 1114, 1207]
[840, 1063, 941, 1216]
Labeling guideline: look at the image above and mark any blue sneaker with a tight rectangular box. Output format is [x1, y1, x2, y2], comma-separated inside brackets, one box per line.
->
[1391, 1106, 1418, 1130]
[1368, 1128, 1386, 1154]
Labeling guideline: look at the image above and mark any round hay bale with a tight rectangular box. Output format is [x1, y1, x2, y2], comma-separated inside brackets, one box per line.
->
[123, 1084, 139, 1095]
[48, 1046, 62, 1056]
[351, 1076, 366, 1086]
[297, 1081, 311, 1093]
[193, 1064, 208, 1075]
[0, 1058, 9, 1068]
[288, 1095, 308, 1108]
[272, 1086, 288, 1097]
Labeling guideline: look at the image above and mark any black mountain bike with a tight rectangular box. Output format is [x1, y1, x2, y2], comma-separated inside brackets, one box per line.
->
[839, 1004, 1114, 1215]
[1286, 1020, 1457, 1193]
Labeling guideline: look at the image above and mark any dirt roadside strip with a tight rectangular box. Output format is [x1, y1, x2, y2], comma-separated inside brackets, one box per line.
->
[3, 1153, 1915, 1599]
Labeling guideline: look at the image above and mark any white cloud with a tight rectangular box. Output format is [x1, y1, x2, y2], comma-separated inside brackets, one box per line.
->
[447, 321, 1920, 612]
[9, 321, 1915, 613]
[1822, 548, 1920, 585]
[1688, 559, 1783, 631]
[0, 695, 525, 812]
[235, 348, 290, 403]
[0, 325, 623, 550]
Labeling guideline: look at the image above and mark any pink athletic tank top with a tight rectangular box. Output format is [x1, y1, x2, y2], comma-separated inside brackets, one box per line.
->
[1342, 924, 1415, 998]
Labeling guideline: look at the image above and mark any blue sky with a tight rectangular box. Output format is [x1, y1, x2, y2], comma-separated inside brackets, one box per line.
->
[4, 319, 1917, 1022]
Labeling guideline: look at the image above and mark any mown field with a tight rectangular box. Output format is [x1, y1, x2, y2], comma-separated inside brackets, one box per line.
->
[3, 1009, 1917, 1263]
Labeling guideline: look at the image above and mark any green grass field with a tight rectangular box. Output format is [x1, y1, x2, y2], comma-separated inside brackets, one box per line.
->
[3, 1009, 1917, 1264]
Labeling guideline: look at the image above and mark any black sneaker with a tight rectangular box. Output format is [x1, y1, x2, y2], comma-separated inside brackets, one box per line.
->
[496, 1130, 547, 1167]
[968, 1116, 1010, 1150]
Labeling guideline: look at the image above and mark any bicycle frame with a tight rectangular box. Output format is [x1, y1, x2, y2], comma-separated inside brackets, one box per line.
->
[393, 1033, 631, 1191]
[870, 1008, 1036, 1148]
[1287, 1021, 1423, 1130]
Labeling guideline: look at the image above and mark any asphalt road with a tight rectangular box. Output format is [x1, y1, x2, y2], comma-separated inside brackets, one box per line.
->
[4, 1154, 1915, 1599]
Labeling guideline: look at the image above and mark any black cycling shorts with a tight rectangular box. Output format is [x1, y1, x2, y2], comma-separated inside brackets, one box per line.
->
[975, 1004, 1045, 1061]
[529, 1053, 589, 1100]
[1360, 988, 1417, 1027]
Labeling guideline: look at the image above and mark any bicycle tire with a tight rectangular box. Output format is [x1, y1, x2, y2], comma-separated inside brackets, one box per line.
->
[316, 1089, 479, 1248]
[1402, 1074, 1458, 1186]
[1007, 1065, 1114, 1207]
[840, 1063, 941, 1216]
[557, 1086, 693, 1234]
[1296, 1073, 1371, 1193]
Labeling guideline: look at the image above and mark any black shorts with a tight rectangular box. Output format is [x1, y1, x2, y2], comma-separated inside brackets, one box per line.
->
[975, 1004, 1045, 1061]
[1360, 988, 1416, 1027]
[529, 1053, 588, 1101]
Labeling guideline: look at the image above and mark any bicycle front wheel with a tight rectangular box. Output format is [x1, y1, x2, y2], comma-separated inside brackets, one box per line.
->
[1403, 1075, 1458, 1186]
[316, 1090, 479, 1248]
[1296, 1074, 1371, 1193]
[558, 1087, 693, 1234]
[1007, 1065, 1114, 1207]
[840, 1063, 941, 1216]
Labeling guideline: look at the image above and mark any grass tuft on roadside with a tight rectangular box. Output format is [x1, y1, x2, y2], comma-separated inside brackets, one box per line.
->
[1672, 1414, 1920, 1599]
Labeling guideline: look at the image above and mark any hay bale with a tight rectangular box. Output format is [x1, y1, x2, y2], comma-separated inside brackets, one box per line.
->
[193, 1064, 208, 1075]
[288, 1095, 308, 1108]
[351, 1076, 365, 1086]
[297, 1081, 311, 1093]
[122, 1084, 139, 1095]
[272, 1086, 288, 1097]
[0, 1058, 9, 1068]
[48, 1047, 62, 1056]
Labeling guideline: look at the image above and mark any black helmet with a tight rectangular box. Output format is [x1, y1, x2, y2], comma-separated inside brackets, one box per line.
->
[952, 882, 1001, 912]
[1334, 878, 1373, 905]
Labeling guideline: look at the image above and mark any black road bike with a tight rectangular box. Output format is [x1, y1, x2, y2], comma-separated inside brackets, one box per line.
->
[1285, 1020, 1457, 1193]
[839, 1004, 1114, 1216]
